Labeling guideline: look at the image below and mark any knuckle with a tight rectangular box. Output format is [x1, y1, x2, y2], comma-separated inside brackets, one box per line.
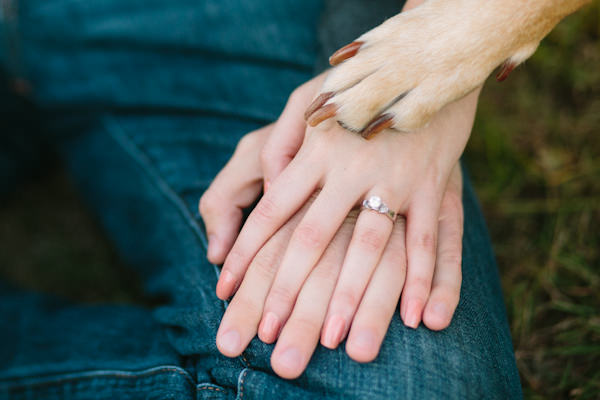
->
[443, 225, 463, 246]
[288, 314, 321, 333]
[302, 134, 327, 158]
[199, 191, 218, 216]
[224, 248, 246, 271]
[248, 252, 278, 280]
[335, 289, 361, 310]
[357, 228, 387, 253]
[231, 291, 263, 317]
[293, 223, 325, 250]
[235, 132, 256, 153]
[408, 276, 433, 297]
[395, 257, 408, 276]
[267, 285, 296, 307]
[386, 235, 407, 267]
[348, 152, 376, 174]
[252, 197, 279, 224]
[288, 86, 304, 105]
[388, 248, 408, 273]
[259, 146, 272, 168]
[414, 232, 437, 254]
[438, 248, 462, 268]
[365, 297, 396, 318]
[310, 262, 340, 286]
[441, 190, 463, 219]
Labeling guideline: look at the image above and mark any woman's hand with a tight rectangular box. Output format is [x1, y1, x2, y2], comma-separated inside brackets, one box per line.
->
[215, 72, 478, 346]
[200, 82, 469, 379]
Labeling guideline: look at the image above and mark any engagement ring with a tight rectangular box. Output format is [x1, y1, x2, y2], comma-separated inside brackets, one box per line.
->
[361, 195, 397, 221]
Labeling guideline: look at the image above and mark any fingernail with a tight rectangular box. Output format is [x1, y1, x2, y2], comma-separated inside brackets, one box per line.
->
[207, 235, 221, 261]
[432, 302, 450, 321]
[219, 270, 237, 295]
[260, 312, 281, 343]
[218, 330, 240, 355]
[403, 300, 421, 329]
[278, 347, 303, 372]
[323, 315, 346, 348]
[351, 329, 376, 351]
[221, 269, 235, 285]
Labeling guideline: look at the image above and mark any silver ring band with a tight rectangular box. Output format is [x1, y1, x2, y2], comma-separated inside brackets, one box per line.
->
[362, 195, 397, 221]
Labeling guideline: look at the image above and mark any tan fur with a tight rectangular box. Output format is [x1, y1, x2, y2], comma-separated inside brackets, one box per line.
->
[320, 0, 592, 133]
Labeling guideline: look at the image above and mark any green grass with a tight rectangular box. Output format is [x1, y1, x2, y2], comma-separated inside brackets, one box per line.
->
[1, 3, 599, 398]
[466, 2, 600, 398]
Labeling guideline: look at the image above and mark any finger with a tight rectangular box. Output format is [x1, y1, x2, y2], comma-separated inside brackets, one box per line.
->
[346, 217, 407, 363]
[270, 211, 356, 379]
[400, 189, 442, 329]
[216, 201, 309, 357]
[422, 173, 463, 331]
[262, 75, 326, 187]
[258, 180, 361, 343]
[321, 193, 399, 349]
[216, 227, 287, 357]
[200, 126, 272, 263]
[217, 158, 322, 300]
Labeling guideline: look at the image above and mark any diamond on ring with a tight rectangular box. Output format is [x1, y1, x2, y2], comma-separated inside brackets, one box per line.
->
[367, 196, 382, 209]
[362, 195, 396, 221]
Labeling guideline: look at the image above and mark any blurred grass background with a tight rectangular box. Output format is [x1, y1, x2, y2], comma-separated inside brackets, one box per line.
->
[465, 2, 600, 398]
[0, 2, 599, 398]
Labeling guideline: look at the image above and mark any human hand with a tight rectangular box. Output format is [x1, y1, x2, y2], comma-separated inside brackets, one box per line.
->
[215, 72, 478, 354]
[201, 75, 470, 379]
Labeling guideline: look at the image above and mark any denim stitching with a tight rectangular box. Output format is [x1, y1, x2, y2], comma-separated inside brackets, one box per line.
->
[0, 365, 195, 391]
[197, 383, 225, 393]
[102, 115, 226, 295]
[102, 114, 252, 374]
[102, 115, 210, 256]
[235, 368, 249, 400]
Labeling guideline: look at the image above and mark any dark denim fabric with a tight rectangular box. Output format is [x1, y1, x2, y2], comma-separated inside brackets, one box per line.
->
[0, 0, 522, 398]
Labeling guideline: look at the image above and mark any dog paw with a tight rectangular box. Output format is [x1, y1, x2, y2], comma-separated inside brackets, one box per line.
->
[305, 0, 546, 138]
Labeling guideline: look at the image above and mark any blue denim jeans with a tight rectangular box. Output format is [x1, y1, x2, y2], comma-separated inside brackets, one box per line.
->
[0, 0, 522, 398]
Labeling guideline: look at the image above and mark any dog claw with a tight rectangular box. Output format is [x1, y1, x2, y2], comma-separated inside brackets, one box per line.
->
[329, 41, 363, 66]
[307, 103, 338, 127]
[361, 113, 394, 139]
[305, 92, 335, 121]
[496, 60, 516, 82]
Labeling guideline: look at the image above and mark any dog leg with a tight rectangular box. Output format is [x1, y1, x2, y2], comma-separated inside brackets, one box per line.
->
[306, 0, 592, 137]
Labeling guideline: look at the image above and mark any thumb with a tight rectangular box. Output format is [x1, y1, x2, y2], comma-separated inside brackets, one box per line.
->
[200, 187, 257, 265]
[200, 126, 270, 264]
[261, 73, 327, 189]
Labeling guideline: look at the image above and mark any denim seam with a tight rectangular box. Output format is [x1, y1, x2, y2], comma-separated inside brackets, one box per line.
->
[0, 365, 195, 391]
[101, 114, 252, 371]
[235, 368, 249, 400]
[197, 383, 226, 393]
